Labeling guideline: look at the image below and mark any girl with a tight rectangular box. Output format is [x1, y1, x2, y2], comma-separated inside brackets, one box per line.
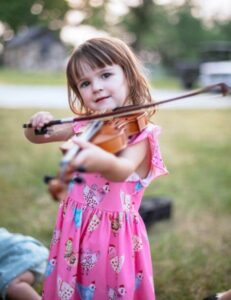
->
[24, 37, 168, 300]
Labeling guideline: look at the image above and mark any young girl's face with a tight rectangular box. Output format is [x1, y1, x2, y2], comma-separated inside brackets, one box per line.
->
[76, 63, 129, 112]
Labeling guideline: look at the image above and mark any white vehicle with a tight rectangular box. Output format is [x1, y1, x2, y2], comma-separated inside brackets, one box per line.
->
[199, 42, 231, 87]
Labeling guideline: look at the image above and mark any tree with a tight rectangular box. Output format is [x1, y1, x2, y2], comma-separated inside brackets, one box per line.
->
[122, 0, 160, 51]
[158, 0, 207, 66]
[80, 0, 108, 30]
[0, 0, 68, 33]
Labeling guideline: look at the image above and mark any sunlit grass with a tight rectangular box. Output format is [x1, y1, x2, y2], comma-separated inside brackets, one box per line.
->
[0, 108, 230, 299]
[151, 75, 181, 90]
[0, 68, 66, 85]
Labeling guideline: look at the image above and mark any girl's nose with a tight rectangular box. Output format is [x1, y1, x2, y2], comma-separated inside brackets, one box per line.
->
[92, 79, 103, 92]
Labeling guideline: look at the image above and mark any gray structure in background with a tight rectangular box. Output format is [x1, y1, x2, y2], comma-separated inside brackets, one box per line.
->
[0, 85, 230, 109]
[3, 26, 67, 71]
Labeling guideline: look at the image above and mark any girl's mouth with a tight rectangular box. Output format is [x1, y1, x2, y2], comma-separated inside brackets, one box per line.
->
[95, 96, 110, 103]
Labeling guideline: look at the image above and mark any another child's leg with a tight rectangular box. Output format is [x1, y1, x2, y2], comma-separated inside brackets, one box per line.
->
[220, 289, 231, 300]
[204, 289, 231, 300]
[7, 271, 41, 300]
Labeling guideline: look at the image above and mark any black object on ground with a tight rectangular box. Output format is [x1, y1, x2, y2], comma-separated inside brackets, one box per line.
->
[139, 196, 172, 228]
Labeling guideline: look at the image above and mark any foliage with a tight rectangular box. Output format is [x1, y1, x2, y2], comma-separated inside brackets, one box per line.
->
[0, 0, 230, 69]
[81, 0, 108, 30]
[119, 0, 230, 69]
[211, 19, 231, 41]
[122, 0, 159, 51]
[121, 0, 220, 67]
[0, 0, 68, 32]
[159, 1, 206, 64]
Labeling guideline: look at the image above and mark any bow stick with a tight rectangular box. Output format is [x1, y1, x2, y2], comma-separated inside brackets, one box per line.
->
[23, 82, 230, 134]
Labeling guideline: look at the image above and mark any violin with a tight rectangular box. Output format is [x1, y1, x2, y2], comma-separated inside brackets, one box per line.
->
[60, 112, 149, 154]
[44, 112, 149, 201]
[23, 82, 230, 201]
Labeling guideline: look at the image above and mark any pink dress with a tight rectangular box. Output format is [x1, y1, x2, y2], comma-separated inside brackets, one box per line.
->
[42, 122, 168, 300]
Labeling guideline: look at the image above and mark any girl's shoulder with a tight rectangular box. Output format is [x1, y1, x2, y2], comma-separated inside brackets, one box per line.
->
[126, 123, 168, 186]
[73, 120, 89, 133]
[128, 123, 162, 145]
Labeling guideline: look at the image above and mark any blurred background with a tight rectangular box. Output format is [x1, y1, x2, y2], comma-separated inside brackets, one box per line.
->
[0, 1, 230, 300]
[0, 0, 230, 89]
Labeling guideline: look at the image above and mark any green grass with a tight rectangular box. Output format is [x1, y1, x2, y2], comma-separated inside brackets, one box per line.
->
[0, 108, 230, 299]
[150, 74, 181, 90]
[0, 68, 66, 85]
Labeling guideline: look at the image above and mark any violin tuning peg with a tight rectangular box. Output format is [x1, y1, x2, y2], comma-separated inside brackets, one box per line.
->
[73, 176, 85, 184]
[43, 175, 55, 184]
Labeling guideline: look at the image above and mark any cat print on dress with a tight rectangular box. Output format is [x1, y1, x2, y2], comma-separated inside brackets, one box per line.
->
[87, 214, 101, 232]
[66, 252, 78, 270]
[108, 244, 125, 274]
[76, 281, 96, 300]
[108, 244, 116, 257]
[109, 212, 123, 235]
[72, 207, 83, 229]
[51, 229, 60, 246]
[64, 238, 78, 270]
[79, 249, 100, 275]
[83, 182, 110, 208]
[64, 238, 73, 258]
[120, 190, 133, 212]
[135, 181, 143, 192]
[152, 143, 163, 167]
[61, 198, 69, 217]
[107, 287, 118, 300]
[110, 255, 125, 274]
[132, 235, 143, 252]
[45, 257, 57, 277]
[57, 276, 75, 300]
[135, 271, 143, 289]
[107, 284, 127, 300]
[117, 285, 126, 297]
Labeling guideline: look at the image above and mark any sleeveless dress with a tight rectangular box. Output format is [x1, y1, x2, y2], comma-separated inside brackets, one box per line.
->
[42, 122, 168, 300]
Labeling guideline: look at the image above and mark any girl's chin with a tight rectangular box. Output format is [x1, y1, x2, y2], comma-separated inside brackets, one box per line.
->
[94, 103, 117, 112]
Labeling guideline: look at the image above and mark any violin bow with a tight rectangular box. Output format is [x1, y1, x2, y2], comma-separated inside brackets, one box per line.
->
[23, 82, 230, 133]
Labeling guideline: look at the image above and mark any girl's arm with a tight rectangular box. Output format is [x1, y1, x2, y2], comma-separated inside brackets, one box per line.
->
[24, 111, 74, 143]
[70, 137, 151, 181]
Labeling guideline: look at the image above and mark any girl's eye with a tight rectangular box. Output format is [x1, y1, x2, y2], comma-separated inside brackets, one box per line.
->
[101, 72, 112, 79]
[79, 81, 90, 88]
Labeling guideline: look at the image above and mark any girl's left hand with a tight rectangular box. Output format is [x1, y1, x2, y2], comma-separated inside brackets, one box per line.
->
[69, 135, 150, 182]
[70, 137, 114, 174]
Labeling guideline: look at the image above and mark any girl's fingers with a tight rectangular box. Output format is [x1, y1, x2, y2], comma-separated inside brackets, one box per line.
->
[30, 112, 54, 128]
[72, 138, 93, 149]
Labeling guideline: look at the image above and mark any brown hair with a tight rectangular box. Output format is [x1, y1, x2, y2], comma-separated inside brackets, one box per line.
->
[66, 36, 153, 115]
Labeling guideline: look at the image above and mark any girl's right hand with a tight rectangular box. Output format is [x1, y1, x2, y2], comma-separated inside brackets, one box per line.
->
[24, 111, 74, 144]
[29, 111, 54, 128]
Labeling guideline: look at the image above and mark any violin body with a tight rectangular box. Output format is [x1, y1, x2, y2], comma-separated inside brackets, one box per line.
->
[95, 112, 148, 152]
[45, 112, 149, 201]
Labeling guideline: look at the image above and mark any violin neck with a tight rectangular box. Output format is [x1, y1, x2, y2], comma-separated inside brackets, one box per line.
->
[60, 120, 103, 168]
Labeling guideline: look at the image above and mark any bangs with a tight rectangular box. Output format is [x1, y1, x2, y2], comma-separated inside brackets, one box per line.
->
[72, 43, 118, 80]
